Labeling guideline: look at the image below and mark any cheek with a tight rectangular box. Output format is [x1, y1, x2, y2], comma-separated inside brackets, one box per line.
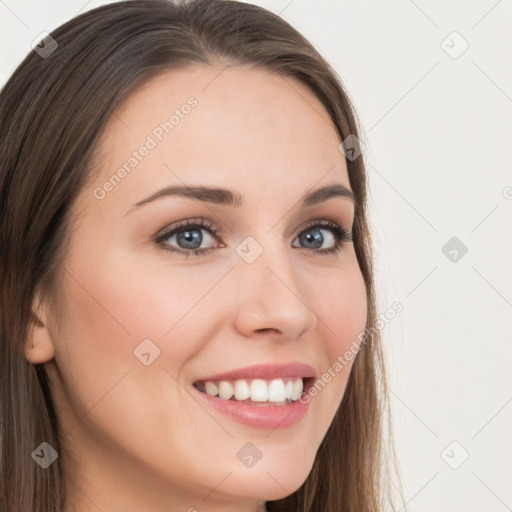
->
[50, 248, 222, 469]
[314, 257, 368, 354]
[52, 244, 226, 402]
[304, 255, 367, 409]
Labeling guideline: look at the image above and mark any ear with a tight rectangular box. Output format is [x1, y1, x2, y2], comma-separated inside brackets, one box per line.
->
[24, 289, 56, 364]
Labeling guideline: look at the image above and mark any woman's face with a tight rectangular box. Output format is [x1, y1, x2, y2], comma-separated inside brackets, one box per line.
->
[33, 65, 367, 511]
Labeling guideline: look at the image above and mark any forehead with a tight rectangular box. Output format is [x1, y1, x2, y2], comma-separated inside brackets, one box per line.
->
[88, 64, 350, 211]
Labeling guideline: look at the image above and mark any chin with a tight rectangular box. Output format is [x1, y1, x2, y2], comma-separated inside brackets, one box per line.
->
[217, 455, 314, 502]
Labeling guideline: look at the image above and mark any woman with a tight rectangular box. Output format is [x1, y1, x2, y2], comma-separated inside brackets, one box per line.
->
[0, 0, 403, 510]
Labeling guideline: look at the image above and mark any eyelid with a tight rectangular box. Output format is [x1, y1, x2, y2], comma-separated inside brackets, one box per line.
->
[155, 217, 220, 238]
[299, 217, 353, 233]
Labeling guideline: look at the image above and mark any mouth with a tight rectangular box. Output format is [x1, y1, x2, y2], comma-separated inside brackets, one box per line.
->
[193, 376, 314, 406]
[191, 376, 314, 429]
[190, 362, 316, 429]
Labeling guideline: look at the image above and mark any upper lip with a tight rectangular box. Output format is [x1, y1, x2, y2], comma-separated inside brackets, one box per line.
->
[194, 362, 316, 383]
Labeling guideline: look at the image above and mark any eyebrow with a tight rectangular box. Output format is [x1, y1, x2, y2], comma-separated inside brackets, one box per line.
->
[126, 183, 356, 214]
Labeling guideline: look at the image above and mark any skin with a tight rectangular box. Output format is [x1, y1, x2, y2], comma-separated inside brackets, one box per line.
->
[25, 64, 368, 512]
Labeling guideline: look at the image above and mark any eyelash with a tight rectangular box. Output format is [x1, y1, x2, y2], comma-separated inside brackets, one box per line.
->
[155, 217, 353, 258]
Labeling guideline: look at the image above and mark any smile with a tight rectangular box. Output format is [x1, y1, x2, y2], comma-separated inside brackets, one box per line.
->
[191, 377, 314, 429]
[193, 377, 306, 406]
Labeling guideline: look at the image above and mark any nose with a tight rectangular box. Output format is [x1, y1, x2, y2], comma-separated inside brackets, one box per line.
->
[232, 244, 318, 342]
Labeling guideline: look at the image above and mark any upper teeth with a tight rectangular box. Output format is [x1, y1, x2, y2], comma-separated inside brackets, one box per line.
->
[197, 377, 304, 403]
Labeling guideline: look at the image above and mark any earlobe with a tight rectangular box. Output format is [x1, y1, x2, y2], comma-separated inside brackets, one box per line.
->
[24, 297, 56, 364]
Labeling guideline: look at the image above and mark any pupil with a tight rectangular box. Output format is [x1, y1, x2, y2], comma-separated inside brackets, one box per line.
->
[301, 228, 323, 249]
[178, 229, 202, 249]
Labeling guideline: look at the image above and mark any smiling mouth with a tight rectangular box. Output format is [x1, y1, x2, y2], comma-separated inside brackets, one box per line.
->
[193, 377, 313, 406]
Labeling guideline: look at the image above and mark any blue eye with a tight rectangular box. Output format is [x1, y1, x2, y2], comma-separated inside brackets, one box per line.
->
[155, 218, 220, 256]
[155, 218, 353, 257]
[292, 220, 353, 255]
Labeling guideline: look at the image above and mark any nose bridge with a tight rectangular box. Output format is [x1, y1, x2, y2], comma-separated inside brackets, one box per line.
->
[232, 232, 317, 338]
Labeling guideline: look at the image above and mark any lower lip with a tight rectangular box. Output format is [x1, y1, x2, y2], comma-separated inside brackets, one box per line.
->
[191, 381, 312, 429]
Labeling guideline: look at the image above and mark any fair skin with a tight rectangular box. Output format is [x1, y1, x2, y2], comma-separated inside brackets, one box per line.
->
[25, 64, 367, 512]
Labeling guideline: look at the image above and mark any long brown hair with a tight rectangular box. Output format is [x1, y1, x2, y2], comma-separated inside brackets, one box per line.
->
[0, 1, 403, 510]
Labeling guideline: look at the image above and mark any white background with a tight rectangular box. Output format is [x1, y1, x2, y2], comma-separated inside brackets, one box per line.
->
[1, 1, 511, 511]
